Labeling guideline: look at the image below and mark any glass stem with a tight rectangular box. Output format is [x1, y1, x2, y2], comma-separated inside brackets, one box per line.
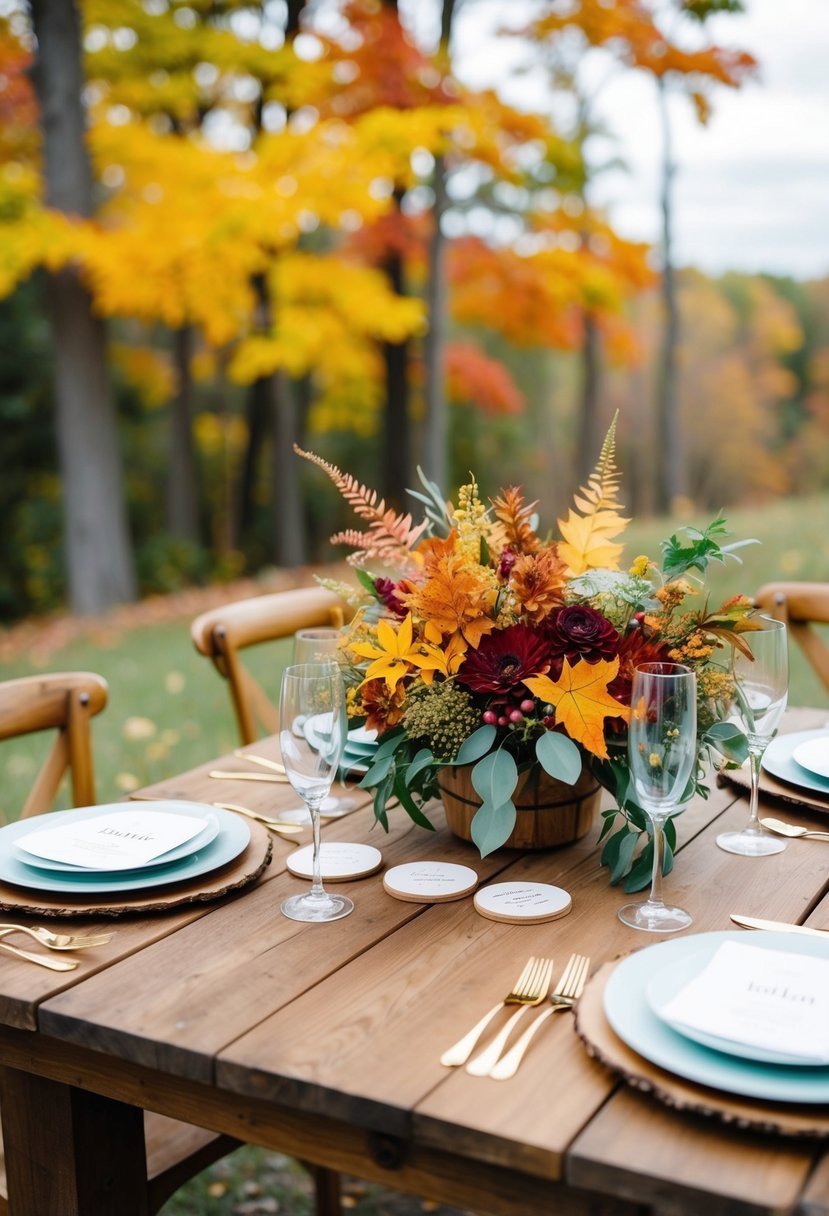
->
[648, 815, 666, 908]
[745, 745, 764, 835]
[308, 799, 326, 899]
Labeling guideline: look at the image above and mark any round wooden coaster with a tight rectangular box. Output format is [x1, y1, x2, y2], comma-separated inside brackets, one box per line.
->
[382, 861, 478, 903]
[287, 842, 383, 882]
[575, 959, 829, 1140]
[473, 881, 572, 924]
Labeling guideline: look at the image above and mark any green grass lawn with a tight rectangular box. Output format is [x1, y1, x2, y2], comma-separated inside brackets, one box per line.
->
[1, 494, 827, 821]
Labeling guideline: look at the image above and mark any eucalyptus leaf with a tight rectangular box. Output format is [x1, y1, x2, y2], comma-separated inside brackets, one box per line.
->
[454, 725, 496, 766]
[704, 721, 749, 763]
[609, 829, 639, 885]
[405, 747, 436, 786]
[472, 750, 518, 806]
[535, 732, 581, 784]
[470, 799, 517, 857]
[359, 752, 394, 787]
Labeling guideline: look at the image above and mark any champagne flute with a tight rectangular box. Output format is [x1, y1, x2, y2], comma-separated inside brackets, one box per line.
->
[618, 663, 697, 933]
[279, 663, 353, 922]
[276, 628, 358, 823]
[716, 616, 788, 856]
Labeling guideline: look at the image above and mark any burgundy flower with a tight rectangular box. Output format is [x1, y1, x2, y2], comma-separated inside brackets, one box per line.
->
[546, 605, 620, 677]
[457, 623, 549, 696]
[607, 629, 672, 711]
[498, 547, 518, 580]
[374, 577, 407, 618]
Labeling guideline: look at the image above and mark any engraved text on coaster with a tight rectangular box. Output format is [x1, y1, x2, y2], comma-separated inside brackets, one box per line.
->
[474, 881, 572, 924]
[383, 861, 478, 903]
[287, 842, 383, 882]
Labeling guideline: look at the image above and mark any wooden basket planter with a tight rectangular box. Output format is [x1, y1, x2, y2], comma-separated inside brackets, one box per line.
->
[437, 763, 601, 851]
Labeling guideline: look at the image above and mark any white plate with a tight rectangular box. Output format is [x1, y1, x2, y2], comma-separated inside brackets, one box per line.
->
[762, 729, 829, 796]
[348, 726, 377, 747]
[646, 947, 821, 1066]
[792, 736, 829, 780]
[603, 931, 829, 1103]
[14, 808, 220, 874]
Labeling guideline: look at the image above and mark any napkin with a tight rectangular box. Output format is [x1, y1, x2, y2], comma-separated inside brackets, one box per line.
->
[16, 810, 208, 871]
[658, 940, 829, 1064]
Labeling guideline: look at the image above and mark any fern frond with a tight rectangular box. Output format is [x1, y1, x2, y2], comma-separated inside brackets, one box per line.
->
[491, 486, 541, 554]
[295, 445, 428, 565]
[557, 413, 630, 575]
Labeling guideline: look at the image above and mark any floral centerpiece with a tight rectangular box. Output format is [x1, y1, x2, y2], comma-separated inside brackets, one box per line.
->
[297, 420, 754, 891]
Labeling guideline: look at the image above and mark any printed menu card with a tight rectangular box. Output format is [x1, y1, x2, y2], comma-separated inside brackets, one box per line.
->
[16, 810, 208, 871]
[659, 940, 829, 1063]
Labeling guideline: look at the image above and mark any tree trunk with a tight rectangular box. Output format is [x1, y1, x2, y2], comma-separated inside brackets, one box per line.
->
[165, 325, 200, 542]
[270, 369, 305, 567]
[422, 154, 449, 490]
[381, 234, 411, 507]
[575, 311, 603, 486]
[654, 77, 686, 515]
[234, 376, 269, 548]
[419, 0, 455, 492]
[30, 0, 137, 614]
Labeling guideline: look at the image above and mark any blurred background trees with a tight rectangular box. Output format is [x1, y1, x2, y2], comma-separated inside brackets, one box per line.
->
[0, 0, 827, 621]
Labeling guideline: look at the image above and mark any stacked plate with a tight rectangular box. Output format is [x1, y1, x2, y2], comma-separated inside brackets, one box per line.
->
[603, 931, 829, 1103]
[0, 802, 250, 895]
[341, 726, 378, 777]
[763, 729, 829, 798]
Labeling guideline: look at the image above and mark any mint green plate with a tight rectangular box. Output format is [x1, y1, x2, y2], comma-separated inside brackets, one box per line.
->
[603, 931, 829, 1102]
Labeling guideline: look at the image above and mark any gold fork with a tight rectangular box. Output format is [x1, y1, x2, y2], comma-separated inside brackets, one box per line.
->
[441, 957, 545, 1068]
[0, 925, 113, 951]
[0, 940, 78, 971]
[487, 953, 591, 1080]
[465, 957, 555, 1076]
[233, 749, 287, 774]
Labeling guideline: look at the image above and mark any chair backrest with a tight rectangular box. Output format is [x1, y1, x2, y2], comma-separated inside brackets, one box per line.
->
[754, 581, 829, 695]
[191, 586, 348, 744]
[0, 672, 108, 818]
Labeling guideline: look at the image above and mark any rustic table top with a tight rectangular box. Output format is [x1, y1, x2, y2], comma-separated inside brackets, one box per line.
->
[1, 707, 828, 1216]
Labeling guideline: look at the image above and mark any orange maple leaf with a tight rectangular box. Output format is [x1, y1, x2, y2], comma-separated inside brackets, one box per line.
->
[401, 552, 496, 649]
[525, 657, 630, 760]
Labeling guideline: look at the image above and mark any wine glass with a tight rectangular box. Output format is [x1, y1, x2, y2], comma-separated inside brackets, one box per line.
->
[279, 662, 353, 922]
[716, 616, 789, 856]
[276, 628, 357, 823]
[618, 663, 697, 933]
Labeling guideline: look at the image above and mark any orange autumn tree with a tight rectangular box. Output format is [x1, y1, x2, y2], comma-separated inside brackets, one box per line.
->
[525, 0, 756, 511]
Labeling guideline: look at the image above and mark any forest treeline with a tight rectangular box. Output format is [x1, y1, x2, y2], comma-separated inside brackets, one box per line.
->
[1, 0, 825, 623]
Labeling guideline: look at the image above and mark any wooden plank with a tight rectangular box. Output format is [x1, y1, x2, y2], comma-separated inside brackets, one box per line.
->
[37, 805, 515, 1082]
[0, 1064, 149, 1216]
[797, 1154, 829, 1216]
[567, 1088, 816, 1216]
[0, 1027, 639, 1216]
[0, 907, 212, 1032]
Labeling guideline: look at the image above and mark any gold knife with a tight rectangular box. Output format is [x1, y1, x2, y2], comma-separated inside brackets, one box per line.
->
[730, 914, 829, 938]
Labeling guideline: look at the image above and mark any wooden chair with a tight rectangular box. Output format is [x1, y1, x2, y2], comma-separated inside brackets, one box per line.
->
[754, 582, 829, 696]
[0, 672, 240, 1214]
[191, 586, 348, 744]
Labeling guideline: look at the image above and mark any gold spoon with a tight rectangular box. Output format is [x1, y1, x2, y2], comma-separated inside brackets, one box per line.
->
[211, 802, 306, 835]
[233, 750, 286, 774]
[209, 770, 290, 784]
[760, 817, 829, 841]
[0, 940, 78, 971]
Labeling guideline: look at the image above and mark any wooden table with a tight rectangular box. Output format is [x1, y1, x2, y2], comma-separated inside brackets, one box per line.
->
[1, 709, 829, 1216]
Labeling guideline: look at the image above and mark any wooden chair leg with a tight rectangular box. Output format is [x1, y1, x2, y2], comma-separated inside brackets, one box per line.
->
[311, 1164, 341, 1216]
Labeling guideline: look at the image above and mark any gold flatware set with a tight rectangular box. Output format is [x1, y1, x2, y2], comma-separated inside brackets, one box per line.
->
[0, 925, 114, 971]
[441, 954, 590, 1079]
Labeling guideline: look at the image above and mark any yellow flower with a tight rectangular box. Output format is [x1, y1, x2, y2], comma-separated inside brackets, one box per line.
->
[409, 633, 468, 685]
[629, 555, 650, 577]
[649, 753, 662, 768]
[349, 613, 422, 691]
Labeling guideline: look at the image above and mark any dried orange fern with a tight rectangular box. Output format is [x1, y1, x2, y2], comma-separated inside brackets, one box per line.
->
[295, 446, 428, 568]
[491, 486, 541, 555]
[557, 414, 630, 575]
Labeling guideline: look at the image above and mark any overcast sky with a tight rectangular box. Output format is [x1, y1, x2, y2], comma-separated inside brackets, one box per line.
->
[445, 0, 829, 281]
